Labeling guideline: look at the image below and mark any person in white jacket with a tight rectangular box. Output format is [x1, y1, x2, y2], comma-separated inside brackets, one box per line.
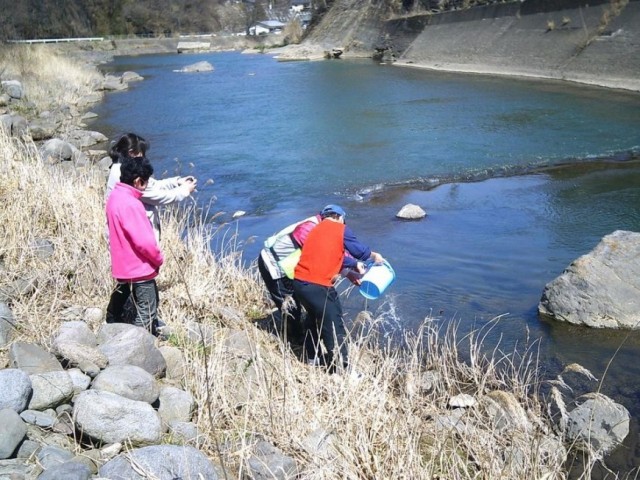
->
[105, 133, 197, 241]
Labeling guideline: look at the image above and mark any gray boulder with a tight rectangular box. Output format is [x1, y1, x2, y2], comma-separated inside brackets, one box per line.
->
[28, 120, 58, 141]
[37, 445, 74, 470]
[99, 445, 221, 480]
[158, 345, 185, 381]
[566, 392, 630, 456]
[16, 439, 40, 459]
[247, 440, 299, 480]
[478, 390, 532, 433]
[0, 114, 27, 136]
[0, 369, 32, 412]
[67, 368, 92, 393]
[0, 302, 16, 347]
[39, 139, 79, 164]
[0, 408, 27, 459]
[20, 409, 57, 428]
[1, 80, 23, 99]
[0, 459, 33, 478]
[0, 113, 12, 133]
[396, 203, 427, 220]
[91, 365, 159, 404]
[73, 390, 163, 445]
[102, 75, 127, 91]
[53, 321, 97, 347]
[185, 320, 217, 345]
[157, 386, 195, 426]
[28, 371, 74, 410]
[38, 461, 92, 480]
[64, 129, 108, 149]
[9, 342, 63, 374]
[176, 61, 214, 73]
[31, 238, 55, 259]
[539, 230, 640, 329]
[121, 71, 144, 83]
[96, 323, 134, 344]
[167, 421, 202, 447]
[0, 276, 37, 303]
[54, 341, 108, 371]
[98, 325, 166, 377]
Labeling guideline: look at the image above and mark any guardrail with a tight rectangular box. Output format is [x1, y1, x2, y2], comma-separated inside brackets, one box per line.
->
[9, 37, 104, 44]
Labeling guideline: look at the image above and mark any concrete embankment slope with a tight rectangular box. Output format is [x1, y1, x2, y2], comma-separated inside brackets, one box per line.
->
[390, 0, 640, 91]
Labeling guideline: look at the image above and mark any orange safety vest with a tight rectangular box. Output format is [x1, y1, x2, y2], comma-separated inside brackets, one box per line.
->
[294, 219, 345, 287]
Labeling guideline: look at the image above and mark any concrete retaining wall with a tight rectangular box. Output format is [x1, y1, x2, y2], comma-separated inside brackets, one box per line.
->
[390, 0, 640, 90]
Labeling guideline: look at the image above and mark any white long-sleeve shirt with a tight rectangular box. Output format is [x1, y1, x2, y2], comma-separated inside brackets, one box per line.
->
[106, 163, 192, 241]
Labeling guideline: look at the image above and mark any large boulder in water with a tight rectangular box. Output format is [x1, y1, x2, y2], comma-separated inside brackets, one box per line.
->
[538, 230, 640, 329]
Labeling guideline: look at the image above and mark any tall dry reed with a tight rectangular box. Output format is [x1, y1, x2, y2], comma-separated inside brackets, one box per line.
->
[0, 44, 103, 113]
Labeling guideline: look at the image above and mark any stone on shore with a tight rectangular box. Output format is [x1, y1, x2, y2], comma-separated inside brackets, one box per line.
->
[1, 80, 23, 99]
[157, 386, 195, 426]
[91, 365, 160, 404]
[566, 393, 630, 456]
[28, 371, 74, 410]
[539, 230, 640, 329]
[40, 138, 82, 164]
[121, 71, 144, 83]
[73, 390, 163, 445]
[0, 408, 27, 459]
[0, 302, 16, 347]
[97, 324, 166, 377]
[99, 445, 222, 479]
[9, 342, 63, 374]
[38, 460, 92, 480]
[0, 369, 32, 412]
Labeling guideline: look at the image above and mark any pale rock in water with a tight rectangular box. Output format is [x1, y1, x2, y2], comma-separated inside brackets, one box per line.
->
[396, 203, 427, 220]
[175, 61, 214, 73]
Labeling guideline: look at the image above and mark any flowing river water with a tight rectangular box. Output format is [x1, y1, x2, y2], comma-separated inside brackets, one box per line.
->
[91, 51, 640, 476]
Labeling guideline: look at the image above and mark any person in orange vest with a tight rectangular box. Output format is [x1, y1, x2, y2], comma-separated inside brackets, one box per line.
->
[293, 204, 384, 372]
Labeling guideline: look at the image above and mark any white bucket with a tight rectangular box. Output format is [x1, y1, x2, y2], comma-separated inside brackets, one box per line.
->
[359, 260, 395, 300]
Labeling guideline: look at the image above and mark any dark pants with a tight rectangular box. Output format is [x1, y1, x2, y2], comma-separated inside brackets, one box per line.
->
[292, 279, 348, 371]
[106, 279, 159, 336]
[258, 255, 303, 339]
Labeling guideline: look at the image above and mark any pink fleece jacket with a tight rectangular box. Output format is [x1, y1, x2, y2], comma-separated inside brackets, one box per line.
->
[106, 182, 164, 281]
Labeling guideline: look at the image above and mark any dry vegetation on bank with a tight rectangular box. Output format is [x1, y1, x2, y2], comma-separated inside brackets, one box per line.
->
[0, 45, 610, 479]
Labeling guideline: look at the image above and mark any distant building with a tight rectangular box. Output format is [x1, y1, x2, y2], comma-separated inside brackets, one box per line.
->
[251, 20, 286, 35]
[290, 0, 311, 13]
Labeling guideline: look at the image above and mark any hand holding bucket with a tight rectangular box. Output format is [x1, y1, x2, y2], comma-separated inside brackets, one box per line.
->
[359, 260, 395, 300]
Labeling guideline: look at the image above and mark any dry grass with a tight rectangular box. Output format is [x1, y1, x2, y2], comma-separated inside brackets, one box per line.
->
[0, 44, 103, 113]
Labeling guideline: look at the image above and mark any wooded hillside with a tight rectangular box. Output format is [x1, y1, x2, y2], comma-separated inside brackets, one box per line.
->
[0, 0, 292, 39]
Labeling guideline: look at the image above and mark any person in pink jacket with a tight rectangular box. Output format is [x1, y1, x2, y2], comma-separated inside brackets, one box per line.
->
[105, 155, 164, 336]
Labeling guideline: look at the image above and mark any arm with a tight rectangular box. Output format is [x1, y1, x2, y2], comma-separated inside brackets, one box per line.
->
[105, 164, 121, 200]
[147, 176, 180, 190]
[344, 226, 384, 267]
[343, 226, 371, 263]
[141, 176, 196, 207]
